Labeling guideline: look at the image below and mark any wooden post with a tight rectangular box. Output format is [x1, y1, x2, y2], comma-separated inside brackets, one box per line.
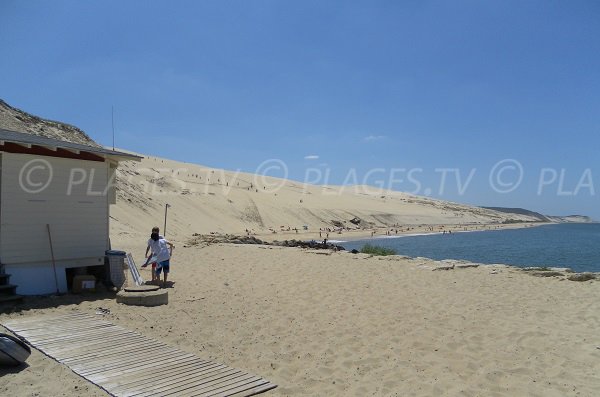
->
[46, 224, 60, 294]
[163, 203, 170, 237]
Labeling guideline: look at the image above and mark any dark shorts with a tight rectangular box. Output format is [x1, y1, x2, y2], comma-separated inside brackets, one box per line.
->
[155, 260, 170, 275]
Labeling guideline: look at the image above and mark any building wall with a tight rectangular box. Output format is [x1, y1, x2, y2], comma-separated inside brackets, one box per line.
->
[0, 153, 110, 294]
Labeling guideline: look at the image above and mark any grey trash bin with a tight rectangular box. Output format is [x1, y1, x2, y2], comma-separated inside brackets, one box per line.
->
[105, 250, 127, 289]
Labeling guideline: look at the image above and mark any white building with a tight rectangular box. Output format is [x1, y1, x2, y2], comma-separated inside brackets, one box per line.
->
[0, 128, 141, 295]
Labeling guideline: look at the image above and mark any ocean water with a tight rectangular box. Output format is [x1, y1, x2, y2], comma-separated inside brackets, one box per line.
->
[341, 223, 600, 273]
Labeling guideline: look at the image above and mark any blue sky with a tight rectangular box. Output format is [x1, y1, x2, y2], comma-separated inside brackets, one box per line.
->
[1, 1, 600, 217]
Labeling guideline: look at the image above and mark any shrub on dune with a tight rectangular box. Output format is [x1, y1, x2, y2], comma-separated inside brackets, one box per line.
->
[360, 244, 397, 256]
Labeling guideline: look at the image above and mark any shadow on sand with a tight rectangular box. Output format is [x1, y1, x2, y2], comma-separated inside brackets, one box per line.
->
[0, 290, 117, 314]
[0, 281, 176, 314]
[144, 280, 176, 288]
[0, 361, 30, 376]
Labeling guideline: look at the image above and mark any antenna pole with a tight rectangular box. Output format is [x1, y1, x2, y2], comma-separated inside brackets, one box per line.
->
[111, 106, 115, 151]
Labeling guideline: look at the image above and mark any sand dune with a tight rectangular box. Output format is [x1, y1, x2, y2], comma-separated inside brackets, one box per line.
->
[0, 100, 100, 147]
[110, 153, 540, 242]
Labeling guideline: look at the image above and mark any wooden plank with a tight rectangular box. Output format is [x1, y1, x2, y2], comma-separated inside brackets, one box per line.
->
[205, 378, 277, 397]
[39, 329, 140, 345]
[118, 365, 234, 397]
[88, 353, 198, 382]
[88, 355, 203, 385]
[77, 348, 188, 376]
[225, 383, 278, 397]
[106, 359, 217, 389]
[25, 326, 129, 345]
[60, 338, 160, 363]
[62, 338, 171, 362]
[6, 319, 106, 333]
[29, 333, 139, 355]
[54, 338, 154, 362]
[114, 365, 224, 393]
[200, 376, 268, 397]
[92, 356, 207, 389]
[135, 368, 243, 397]
[18, 319, 116, 333]
[71, 348, 179, 375]
[109, 361, 223, 395]
[20, 325, 115, 343]
[152, 372, 253, 397]
[179, 375, 262, 397]
[16, 325, 117, 342]
[56, 335, 155, 359]
[72, 346, 183, 373]
[1, 312, 276, 397]
[4, 314, 103, 330]
[14, 316, 116, 332]
[9, 321, 111, 336]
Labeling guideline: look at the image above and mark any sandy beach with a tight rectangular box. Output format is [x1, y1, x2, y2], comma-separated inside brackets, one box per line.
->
[2, 240, 600, 396]
[254, 221, 547, 244]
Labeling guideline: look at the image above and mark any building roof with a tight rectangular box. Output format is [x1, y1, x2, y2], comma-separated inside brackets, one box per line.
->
[0, 128, 142, 162]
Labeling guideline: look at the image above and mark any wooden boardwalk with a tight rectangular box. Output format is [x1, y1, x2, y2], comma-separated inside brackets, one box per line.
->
[2, 312, 277, 397]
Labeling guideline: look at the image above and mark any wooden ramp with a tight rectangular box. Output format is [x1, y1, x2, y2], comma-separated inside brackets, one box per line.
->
[126, 253, 145, 287]
[2, 312, 277, 397]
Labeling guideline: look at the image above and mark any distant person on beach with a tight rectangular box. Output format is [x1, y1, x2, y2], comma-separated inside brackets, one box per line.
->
[147, 229, 175, 287]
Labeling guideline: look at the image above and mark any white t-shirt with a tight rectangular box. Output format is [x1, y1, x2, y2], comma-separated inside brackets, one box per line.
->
[148, 237, 170, 262]
[147, 235, 164, 254]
